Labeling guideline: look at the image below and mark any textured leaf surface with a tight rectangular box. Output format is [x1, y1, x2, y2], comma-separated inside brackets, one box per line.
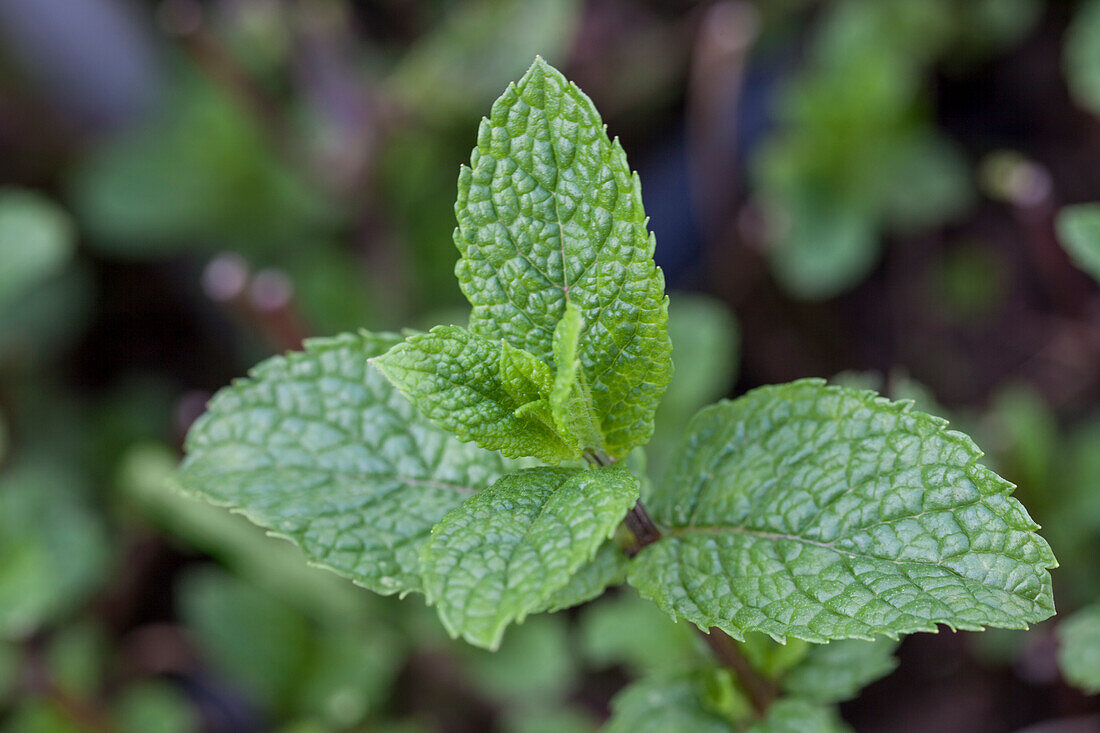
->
[420, 465, 638, 649]
[372, 326, 575, 462]
[782, 639, 898, 703]
[179, 332, 513, 597]
[603, 673, 742, 733]
[1055, 203, 1100, 283]
[629, 379, 1056, 643]
[532, 539, 630, 614]
[454, 58, 671, 457]
[549, 303, 601, 452]
[1058, 603, 1100, 694]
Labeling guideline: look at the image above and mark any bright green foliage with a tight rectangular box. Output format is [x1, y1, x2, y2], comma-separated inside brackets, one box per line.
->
[1065, 0, 1100, 117]
[630, 379, 1057, 643]
[782, 639, 899, 703]
[373, 325, 576, 462]
[179, 331, 513, 597]
[532, 539, 630, 614]
[747, 699, 851, 733]
[174, 57, 1062, 724]
[454, 57, 672, 458]
[420, 465, 639, 649]
[549, 303, 603, 453]
[1058, 603, 1100, 694]
[1055, 203, 1100, 283]
[604, 672, 747, 733]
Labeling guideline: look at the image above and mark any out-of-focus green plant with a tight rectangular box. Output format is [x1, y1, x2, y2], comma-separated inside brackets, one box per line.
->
[177, 59, 1056, 731]
[1056, 203, 1100, 283]
[753, 0, 1039, 299]
[1059, 603, 1100, 694]
[1065, 0, 1100, 118]
[68, 68, 340, 258]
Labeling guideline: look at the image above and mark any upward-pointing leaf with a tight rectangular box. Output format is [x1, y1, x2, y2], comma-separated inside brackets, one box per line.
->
[629, 379, 1057, 643]
[454, 57, 672, 458]
[419, 465, 639, 649]
[178, 332, 514, 597]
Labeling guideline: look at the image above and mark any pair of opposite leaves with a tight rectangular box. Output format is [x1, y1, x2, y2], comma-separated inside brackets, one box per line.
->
[179, 58, 1056, 655]
[373, 303, 604, 465]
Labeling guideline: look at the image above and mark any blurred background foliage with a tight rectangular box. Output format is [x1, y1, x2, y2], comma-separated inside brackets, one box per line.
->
[0, 0, 1098, 731]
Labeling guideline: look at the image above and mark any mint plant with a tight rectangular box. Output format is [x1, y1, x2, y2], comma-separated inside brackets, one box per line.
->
[179, 58, 1057, 727]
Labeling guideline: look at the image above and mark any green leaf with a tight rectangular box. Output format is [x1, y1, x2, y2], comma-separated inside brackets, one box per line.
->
[782, 639, 899, 703]
[746, 699, 851, 733]
[629, 379, 1057, 644]
[500, 340, 554, 406]
[454, 57, 672, 458]
[549, 303, 602, 452]
[532, 539, 630, 614]
[604, 672, 748, 733]
[419, 465, 639, 649]
[1058, 603, 1100, 694]
[373, 325, 576, 462]
[1065, 0, 1100, 118]
[1055, 203, 1100, 283]
[179, 331, 514, 597]
[0, 189, 75, 312]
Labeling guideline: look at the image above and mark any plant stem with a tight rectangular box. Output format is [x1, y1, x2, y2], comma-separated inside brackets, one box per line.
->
[621, 496, 777, 717]
[622, 500, 662, 555]
[699, 627, 779, 717]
